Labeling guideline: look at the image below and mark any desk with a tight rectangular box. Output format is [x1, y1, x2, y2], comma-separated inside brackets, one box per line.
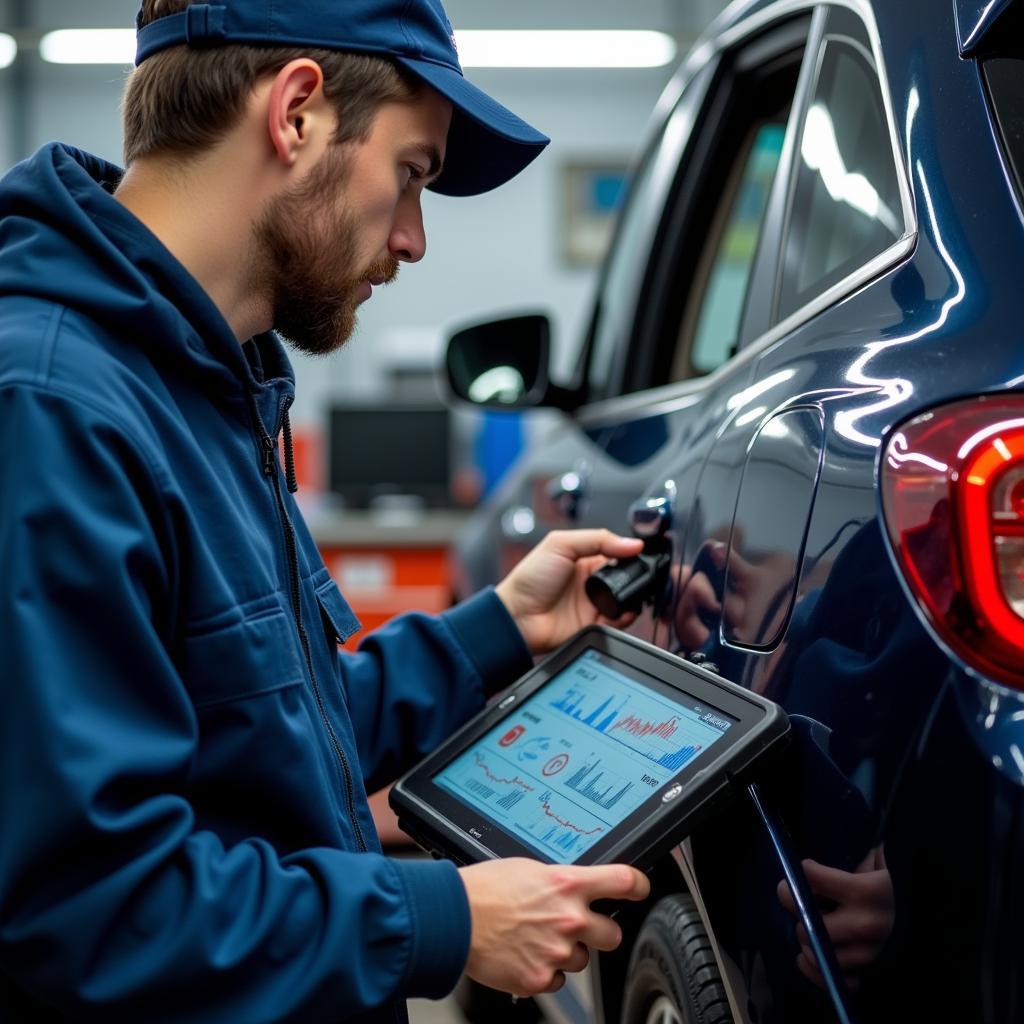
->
[309, 508, 471, 648]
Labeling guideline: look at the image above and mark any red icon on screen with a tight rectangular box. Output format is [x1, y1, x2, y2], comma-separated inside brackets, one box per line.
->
[499, 725, 525, 747]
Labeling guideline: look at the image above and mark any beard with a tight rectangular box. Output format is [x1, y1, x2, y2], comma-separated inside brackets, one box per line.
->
[252, 145, 399, 356]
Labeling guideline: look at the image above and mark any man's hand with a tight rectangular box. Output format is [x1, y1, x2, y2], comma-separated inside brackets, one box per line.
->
[777, 847, 894, 990]
[495, 530, 645, 655]
[459, 859, 650, 996]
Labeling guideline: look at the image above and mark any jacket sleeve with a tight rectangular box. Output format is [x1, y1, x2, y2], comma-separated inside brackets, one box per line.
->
[0, 384, 470, 1022]
[334, 590, 534, 793]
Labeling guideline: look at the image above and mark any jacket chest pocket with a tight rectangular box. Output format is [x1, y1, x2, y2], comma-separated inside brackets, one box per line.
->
[182, 600, 307, 710]
[314, 578, 362, 648]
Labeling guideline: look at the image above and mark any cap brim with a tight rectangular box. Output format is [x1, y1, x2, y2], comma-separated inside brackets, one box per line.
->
[395, 57, 549, 197]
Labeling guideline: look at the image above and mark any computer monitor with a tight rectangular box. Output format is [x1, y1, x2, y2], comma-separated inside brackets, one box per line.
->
[328, 405, 451, 509]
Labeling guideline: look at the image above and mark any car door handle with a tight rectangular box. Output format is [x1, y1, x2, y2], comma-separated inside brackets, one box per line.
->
[547, 470, 587, 521]
[629, 480, 677, 538]
[629, 495, 673, 538]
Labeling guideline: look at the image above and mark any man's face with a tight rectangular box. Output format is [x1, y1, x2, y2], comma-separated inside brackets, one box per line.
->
[254, 87, 452, 356]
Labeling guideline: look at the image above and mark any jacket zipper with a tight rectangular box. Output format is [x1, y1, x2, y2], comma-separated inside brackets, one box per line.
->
[252, 394, 368, 853]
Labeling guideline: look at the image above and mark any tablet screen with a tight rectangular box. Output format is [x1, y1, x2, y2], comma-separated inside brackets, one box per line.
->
[433, 648, 737, 862]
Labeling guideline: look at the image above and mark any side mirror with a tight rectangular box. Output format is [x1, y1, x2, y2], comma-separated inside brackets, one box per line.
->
[445, 314, 580, 410]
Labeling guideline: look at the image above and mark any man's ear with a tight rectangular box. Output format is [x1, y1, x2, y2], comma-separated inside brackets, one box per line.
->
[266, 58, 329, 166]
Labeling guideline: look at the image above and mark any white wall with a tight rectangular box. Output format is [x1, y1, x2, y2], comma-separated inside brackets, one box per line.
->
[0, 0, 725, 428]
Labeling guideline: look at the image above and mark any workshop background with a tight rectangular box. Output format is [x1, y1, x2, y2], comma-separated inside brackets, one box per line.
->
[0, 3, 727, 1019]
[0, 0, 728, 636]
[0, 0, 726, 466]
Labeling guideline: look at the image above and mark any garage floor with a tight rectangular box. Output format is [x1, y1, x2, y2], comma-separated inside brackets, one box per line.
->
[409, 974, 592, 1024]
[409, 995, 466, 1024]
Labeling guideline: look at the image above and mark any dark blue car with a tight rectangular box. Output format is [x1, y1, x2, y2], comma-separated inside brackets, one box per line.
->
[444, 1, 1024, 1020]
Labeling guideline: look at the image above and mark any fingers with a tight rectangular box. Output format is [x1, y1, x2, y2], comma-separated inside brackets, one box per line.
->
[556, 942, 592, 973]
[856, 844, 886, 874]
[527, 940, 595, 996]
[800, 858, 863, 902]
[796, 915, 875, 950]
[599, 608, 640, 631]
[776, 878, 796, 915]
[568, 863, 651, 903]
[540, 969, 567, 994]
[777, 853, 895, 992]
[462, 859, 643, 1000]
[778, 859, 868, 909]
[532, 944, 590, 996]
[544, 529, 644, 561]
[582, 913, 622, 953]
[539, 944, 591, 994]
[779, 857, 893, 915]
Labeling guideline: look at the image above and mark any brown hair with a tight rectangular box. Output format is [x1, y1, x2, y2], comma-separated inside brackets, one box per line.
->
[123, 0, 420, 165]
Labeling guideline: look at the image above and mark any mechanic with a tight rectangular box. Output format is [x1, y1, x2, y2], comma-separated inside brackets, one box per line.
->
[0, 0, 651, 1019]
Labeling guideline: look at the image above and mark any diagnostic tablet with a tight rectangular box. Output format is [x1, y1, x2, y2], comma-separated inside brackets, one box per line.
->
[390, 626, 789, 868]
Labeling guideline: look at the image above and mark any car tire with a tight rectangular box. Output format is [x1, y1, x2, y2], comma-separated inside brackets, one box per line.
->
[621, 894, 733, 1024]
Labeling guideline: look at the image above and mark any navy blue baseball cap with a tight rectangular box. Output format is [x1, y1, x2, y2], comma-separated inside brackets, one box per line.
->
[134, 1, 549, 197]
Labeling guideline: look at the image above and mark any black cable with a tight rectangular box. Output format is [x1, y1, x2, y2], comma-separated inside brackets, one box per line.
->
[746, 781, 857, 1024]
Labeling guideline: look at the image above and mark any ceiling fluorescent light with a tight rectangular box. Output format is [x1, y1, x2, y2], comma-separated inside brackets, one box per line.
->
[0, 34, 16, 69]
[37, 27, 677, 70]
[39, 29, 135, 65]
[455, 30, 677, 69]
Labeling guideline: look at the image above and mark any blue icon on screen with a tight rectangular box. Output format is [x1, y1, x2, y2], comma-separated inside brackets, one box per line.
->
[516, 737, 553, 763]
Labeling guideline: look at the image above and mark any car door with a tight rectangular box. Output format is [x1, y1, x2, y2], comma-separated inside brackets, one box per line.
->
[454, 9, 829, 604]
[487, 16, 814, 654]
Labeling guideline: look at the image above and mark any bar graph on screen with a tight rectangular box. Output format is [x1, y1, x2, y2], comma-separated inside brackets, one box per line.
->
[550, 673, 708, 773]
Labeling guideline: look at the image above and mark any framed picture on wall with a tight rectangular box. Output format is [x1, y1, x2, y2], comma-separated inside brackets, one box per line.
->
[561, 161, 631, 266]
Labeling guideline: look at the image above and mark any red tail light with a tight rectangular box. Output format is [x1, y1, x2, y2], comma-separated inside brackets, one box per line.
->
[880, 395, 1024, 691]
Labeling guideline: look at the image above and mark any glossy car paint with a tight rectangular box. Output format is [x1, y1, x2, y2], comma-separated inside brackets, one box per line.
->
[453, 0, 1024, 1020]
[956, 0, 1017, 55]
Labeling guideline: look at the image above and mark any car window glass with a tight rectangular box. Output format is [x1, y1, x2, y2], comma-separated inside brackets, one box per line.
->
[776, 12, 903, 322]
[672, 121, 787, 382]
[586, 151, 659, 400]
[653, 27, 805, 389]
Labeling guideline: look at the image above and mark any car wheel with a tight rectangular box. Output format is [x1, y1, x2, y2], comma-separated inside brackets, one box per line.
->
[621, 894, 733, 1024]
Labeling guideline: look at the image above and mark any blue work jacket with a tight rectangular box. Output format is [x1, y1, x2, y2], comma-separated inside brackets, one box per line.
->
[0, 144, 532, 1022]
